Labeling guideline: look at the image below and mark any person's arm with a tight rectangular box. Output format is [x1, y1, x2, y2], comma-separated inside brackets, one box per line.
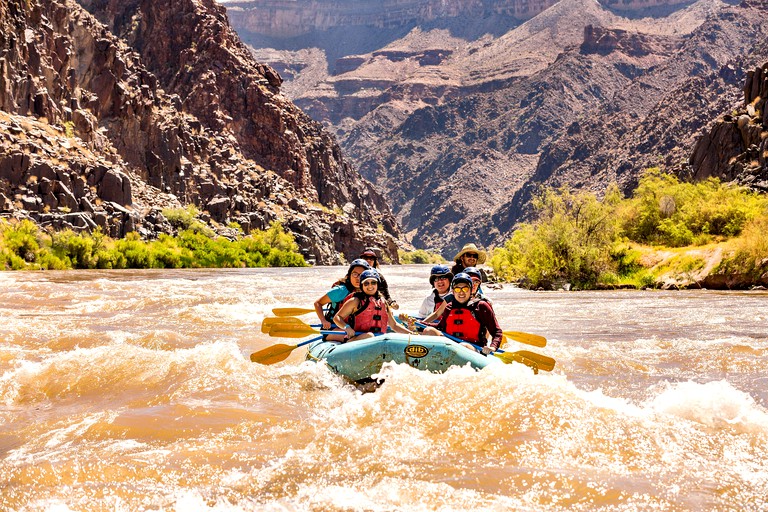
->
[422, 301, 447, 324]
[379, 275, 398, 309]
[314, 293, 332, 330]
[388, 307, 414, 334]
[333, 298, 359, 339]
[477, 302, 503, 352]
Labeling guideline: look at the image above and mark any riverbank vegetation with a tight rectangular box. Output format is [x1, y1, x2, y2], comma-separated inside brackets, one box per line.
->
[491, 170, 768, 289]
[0, 216, 306, 270]
[398, 248, 445, 264]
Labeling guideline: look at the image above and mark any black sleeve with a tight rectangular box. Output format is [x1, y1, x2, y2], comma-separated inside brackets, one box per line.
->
[378, 274, 392, 301]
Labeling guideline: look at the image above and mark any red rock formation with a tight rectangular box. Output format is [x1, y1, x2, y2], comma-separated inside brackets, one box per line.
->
[0, 0, 402, 263]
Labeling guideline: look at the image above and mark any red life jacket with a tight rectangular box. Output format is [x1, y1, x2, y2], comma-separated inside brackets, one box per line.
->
[443, 300, 484, 344]
[348, 293, 389, 333]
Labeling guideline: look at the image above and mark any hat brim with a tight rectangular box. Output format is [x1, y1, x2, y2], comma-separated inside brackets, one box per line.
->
[454, 249, 486, 264]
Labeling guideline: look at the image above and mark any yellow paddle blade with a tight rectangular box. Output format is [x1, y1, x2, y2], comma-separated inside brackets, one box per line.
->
[261, 316, 305, 333]
[272, 307, 315, 317]
[268, 323, 320, 338]
[495, 350, 555, 372]
[250, 343, 298, 364]
[502, 331, 547, 348]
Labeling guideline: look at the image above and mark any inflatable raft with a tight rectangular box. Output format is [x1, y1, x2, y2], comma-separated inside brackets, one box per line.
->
[305, 332, 500, 383]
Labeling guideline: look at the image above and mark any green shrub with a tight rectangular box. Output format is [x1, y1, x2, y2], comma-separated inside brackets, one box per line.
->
[399, 249, 445, 264]
[619, 169, 768, 247]
[0, 218, 306, 270]
[491, 185, 622, 288]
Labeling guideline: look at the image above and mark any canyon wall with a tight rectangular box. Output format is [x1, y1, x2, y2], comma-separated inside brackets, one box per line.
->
[0, 0, 402, 264]
[224, 0, 562, 37]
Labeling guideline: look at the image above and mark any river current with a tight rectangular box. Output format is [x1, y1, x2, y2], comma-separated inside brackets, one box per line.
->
[1, 265, 766, 511]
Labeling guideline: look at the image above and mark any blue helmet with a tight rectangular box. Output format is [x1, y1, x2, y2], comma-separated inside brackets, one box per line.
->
[360, 269, 381, 284]
[348, 258, 371, 272]
[451, 272, 473, 289]
[429, 264, 453, 285]
[463, 267, 482, 281]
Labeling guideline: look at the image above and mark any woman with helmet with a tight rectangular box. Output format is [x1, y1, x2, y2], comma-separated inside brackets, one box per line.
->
[313, 258, 370, 341]
[462, 266, 491, 303]
[421, 273, 502, 355]
[333, 269, 414, 342]
[417, 264, 454, 317]
[358, 247, 398, 310]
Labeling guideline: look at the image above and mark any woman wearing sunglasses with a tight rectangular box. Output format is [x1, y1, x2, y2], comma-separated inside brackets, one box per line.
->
[313, 258, 370, 341]
[358, 248, 398, 310]
[333, 269, 415, 342]
[421, 273, 502, 355]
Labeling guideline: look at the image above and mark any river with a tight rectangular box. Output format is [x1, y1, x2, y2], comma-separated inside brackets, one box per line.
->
[1, 265, 767, 511]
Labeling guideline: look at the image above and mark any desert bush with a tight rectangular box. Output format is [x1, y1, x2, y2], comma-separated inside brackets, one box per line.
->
[619, 169, 768, 246]
[399, 249, 445, 264]
[491, 185, 622, 288]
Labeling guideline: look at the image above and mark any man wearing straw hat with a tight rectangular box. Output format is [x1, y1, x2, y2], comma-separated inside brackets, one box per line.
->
[450, 243, 489, 282]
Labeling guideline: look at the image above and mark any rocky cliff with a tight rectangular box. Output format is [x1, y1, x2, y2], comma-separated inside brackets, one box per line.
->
[689, 59, 768, 189]
[0, 0, 402, 264]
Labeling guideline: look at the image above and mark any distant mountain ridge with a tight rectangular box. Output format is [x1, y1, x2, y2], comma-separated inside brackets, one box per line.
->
[227, 0, 768, 257]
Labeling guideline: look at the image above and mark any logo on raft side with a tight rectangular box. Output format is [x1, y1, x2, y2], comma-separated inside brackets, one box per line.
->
[404, 345, 429, 358]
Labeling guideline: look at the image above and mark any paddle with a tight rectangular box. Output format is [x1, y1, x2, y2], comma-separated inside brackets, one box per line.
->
[268, 323, 343, 338]
[261, 316, 307, 333]
[502, 331, 547, 348]
[272, 307, 315, 317]
[414, 321, 555, 373]
[250, 334, 323, 364]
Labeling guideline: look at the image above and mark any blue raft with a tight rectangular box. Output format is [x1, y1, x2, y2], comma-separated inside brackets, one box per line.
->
[306, 333, 500, 382]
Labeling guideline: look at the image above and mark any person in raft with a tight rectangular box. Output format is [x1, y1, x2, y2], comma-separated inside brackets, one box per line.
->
[358, 247, 398, 310]
[450, 243, 489, 282]
[462, 266, 491, 303]
[333, 269, 415, 342]
[417, 264, 454, 317]
[421, 273, 502, 355]
[314, 258, 370, 341]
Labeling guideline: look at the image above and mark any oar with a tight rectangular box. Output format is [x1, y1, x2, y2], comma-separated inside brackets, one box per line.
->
[415, 321, 555, 373]
[502, 331, 547, 348]
[250, 335, 323, 364]
[494, 350, 555, 373]
[268, 323, 344, 338]
[272, 307, 315, 317]
[261, 316, 306, 333]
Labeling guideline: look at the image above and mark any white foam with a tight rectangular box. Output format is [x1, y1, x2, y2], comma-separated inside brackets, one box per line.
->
[648, 380, 768, 433]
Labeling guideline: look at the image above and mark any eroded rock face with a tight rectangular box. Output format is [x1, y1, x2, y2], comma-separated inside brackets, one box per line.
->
[0, 0, 401, 264]
[690, 61, 768, 190]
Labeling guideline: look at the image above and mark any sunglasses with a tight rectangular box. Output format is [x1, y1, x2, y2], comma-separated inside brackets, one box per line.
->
[452, 286, 471, 293]
[464, 253, 478, 258]
[433, 276, 450, 281]
[362, 280, 378, 286]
